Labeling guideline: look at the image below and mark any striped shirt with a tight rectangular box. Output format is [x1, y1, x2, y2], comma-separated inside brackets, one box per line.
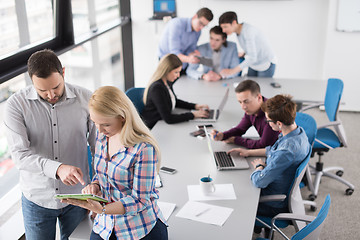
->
[92, 132, 166, 240]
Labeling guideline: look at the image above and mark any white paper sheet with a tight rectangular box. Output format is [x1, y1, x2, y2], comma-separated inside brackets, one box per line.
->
[187, 184, 237, 201]
[157, 201, 176, 221]
[242, 126, 260, 138]
[176, 201, 233, 226]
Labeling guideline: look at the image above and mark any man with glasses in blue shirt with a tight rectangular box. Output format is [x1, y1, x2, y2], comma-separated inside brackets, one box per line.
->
[158, 7, 213, 74]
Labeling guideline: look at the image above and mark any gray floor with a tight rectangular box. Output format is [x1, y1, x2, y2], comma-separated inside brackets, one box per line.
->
[253, 108, 360, 240]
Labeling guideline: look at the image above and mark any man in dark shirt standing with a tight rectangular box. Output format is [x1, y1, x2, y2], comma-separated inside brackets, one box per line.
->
[211, 80, 279, 149]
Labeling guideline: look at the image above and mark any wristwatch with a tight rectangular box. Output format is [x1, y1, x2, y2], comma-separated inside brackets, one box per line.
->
[255, 164, 266, 169]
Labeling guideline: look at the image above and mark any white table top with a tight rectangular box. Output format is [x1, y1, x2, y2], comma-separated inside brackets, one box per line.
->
[70, 76, 326, 240]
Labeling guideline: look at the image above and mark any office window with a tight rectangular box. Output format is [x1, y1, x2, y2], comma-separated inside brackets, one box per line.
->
[72, 0, 90, 36]
[0, 1, 19, 57]
[0, 0, 133, 207]
[72, 0, 120, 37]
[25, 0, 54, 44]
[94, 0, 120, 26]
[0, 75, 26, 199]
[59, 27, 124, 91]
[0, 0, 54, 59]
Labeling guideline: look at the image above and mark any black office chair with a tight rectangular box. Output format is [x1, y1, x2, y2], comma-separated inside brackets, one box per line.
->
[300, 78, 354, 199]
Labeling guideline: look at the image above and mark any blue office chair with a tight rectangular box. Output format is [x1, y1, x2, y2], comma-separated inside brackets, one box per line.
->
[255, 112, 318, 235]
[87, 145, 93, 179]
[255, 149, 312, 236]
[295, 112, 318, 211]
[300, 78, 354, 199]
[125, 87, 145, 114]
[256, 194, 331, 240]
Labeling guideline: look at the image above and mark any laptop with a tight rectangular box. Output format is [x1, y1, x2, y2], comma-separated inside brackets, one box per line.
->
[203, 126, 250, 170]
[151, 0, 176, 20]
[194, 88, 229, 122]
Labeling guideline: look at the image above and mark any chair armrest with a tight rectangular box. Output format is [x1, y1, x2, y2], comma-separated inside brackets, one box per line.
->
[272, 213, 316, 223]
[259, 194, 286, 203]
[298, 102, 324, 112]
[317, 121, 342, 129]
[314, 139, 334, 150]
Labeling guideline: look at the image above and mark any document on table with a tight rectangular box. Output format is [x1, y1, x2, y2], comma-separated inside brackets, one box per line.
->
[187, 184, 237, 201]
[242, 126, 260, 139]
[176, 201, 233, 226]
[158, 201, 176, 221]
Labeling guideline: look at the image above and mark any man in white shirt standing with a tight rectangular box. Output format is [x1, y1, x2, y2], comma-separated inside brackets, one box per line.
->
[4, 49, 96, 240]
[219, 11, 277, 78]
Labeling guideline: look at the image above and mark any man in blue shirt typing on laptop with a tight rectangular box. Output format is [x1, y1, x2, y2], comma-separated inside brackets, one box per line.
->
[158, 7, 213, 73]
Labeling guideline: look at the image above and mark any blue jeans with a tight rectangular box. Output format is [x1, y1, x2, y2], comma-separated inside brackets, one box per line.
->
[90, 219, 168, 240]
[248, 63, 276, 78]
[22, 195, 87, 240]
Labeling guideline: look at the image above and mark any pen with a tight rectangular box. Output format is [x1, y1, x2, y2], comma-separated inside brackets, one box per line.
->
[214, 130, 218, 139]
[195, 208, 210, 217]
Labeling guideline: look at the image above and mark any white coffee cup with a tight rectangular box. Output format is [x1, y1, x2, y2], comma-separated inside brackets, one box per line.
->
[200, 176, 216, 195]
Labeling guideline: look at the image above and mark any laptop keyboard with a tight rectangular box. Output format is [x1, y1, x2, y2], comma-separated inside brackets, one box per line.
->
[203, 109, 214, 119]
[214, 151, 235, 167]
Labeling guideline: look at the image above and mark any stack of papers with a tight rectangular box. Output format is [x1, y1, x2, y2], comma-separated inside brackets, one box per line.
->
[175, 183, 236, 226]
[158, 201, 176, 221]
[176, 201, 233, 226]
[187, 184, 237, 201]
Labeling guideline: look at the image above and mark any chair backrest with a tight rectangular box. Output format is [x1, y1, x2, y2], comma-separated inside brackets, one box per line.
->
[292, 194, 331, 240]
[288, 150, 312, 231]
[324, 78, 343, 122]
[295, 112, 317, 146]
[125, 87, 145, 114]
[324, 78, 348, 147]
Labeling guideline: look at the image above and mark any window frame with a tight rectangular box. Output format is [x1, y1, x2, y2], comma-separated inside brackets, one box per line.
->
[0, 0, 134, 89]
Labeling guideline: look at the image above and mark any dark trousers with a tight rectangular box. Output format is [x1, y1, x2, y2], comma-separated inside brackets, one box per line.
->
[90, 219, 168, 240]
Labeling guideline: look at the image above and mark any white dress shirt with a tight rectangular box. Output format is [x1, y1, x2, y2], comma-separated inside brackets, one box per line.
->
[4, 83, 96, 209]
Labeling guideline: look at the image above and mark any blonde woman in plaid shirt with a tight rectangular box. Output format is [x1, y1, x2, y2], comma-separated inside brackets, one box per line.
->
[62, 86, 168, 240]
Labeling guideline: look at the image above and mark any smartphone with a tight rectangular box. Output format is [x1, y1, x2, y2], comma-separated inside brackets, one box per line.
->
[197, 124, 214, 130]
[160, 166, 177, 174]
[190, 129, 206, 137]
[270, 82, 281, 88]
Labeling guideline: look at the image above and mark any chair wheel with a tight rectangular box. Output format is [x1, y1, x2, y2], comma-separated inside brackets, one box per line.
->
[309, 194, 317, 201]
[310, 206, 317, 212]
[336, 170, 343, 177]
[346, 188, 354, 195]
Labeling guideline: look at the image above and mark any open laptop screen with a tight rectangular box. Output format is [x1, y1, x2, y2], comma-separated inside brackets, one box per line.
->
[153, 0, 176, 19]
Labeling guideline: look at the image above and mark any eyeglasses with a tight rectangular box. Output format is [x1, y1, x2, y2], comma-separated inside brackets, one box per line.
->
[197, 18, 207, 28]
[265, 119, 276, 123]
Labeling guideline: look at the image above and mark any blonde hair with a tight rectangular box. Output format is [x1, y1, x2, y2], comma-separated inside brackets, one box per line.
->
[143, 53, 182, 103]
[89, 86, 161, 172]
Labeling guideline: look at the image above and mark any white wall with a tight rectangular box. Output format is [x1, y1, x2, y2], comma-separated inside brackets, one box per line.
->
[130, 0, 360, 111]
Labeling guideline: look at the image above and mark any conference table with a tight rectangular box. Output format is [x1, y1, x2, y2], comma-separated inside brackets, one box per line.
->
[70, 76, 326, 240]
[153, 76, 326, 240]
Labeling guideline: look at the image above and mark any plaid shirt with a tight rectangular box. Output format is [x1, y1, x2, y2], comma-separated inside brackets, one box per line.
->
[92, 132, 166, 240]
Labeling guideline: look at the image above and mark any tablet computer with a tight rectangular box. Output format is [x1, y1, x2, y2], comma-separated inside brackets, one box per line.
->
[196, 56, 213, 67]
[54, 194, 108, 203]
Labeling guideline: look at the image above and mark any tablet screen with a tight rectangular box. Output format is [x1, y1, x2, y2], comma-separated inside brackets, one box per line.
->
[54, 194, 108, 203]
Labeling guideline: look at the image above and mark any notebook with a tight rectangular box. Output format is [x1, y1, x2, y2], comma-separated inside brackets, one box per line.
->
[194, 88, 229, 122]
[203, 126, 249, 170]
